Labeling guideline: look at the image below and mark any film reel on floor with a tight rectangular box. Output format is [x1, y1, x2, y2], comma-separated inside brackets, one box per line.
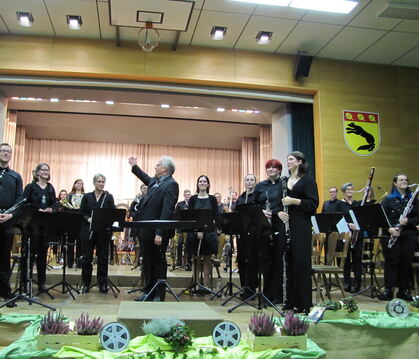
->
[212, 321, 241, 348]
[100, 322, 131, 352]
[386, 298, 410, 318]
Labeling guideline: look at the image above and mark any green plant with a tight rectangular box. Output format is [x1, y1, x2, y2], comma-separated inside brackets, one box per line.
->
[283, 311, 309, 336]
[342, 296, 359, 313]
[248, 312, 276, 336]
[142, 318, 185, 338]
[320, 300, 341, 311]
[165, 323, 193, 353]
[40, 310, 70, 335]
[75, 312, 104, 335]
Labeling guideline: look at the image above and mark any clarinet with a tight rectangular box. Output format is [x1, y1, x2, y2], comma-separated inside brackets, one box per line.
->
[350, 167, 375, 248]
[388, 185, 419, 248]
[265, 190, 272, 225]
[281, 176, 290, 304]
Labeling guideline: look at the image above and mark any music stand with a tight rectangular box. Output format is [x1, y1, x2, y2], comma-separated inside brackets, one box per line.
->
[311, 213, 349, 235]
[177, 209, 217, 297]
[44, 211, 83, 299]
[210, 212, 246, 301]
[0, 206, 55, 310]
[227, 204, 282, 314]
[88, 208, 126, 297]
[349, 204, 390, 298]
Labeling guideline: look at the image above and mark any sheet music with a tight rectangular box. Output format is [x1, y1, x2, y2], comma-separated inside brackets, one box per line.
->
[336, 217, 350, 234]
[348, 209, 360, 230]
[311, 216, 320, 234]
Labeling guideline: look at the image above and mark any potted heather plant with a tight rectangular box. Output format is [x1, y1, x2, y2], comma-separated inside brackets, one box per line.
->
[320, 296, 360, 320]
[73, 312, 104, 350]
[37, 311, 71, 350]
[246, 312, 280, 351]
[278, 311, 309, 350]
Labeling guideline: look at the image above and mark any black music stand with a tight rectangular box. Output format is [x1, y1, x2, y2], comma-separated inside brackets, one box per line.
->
[349, 204, 390, 298]
[210, 212, 247, 302]
[311, 212, 348, 235]
[177, 209, 217, 297]
[0, 206, 55, 310]
[227, 204, 282, 314]
[88, 208, 126, 297]
[44, 211, 83, 299]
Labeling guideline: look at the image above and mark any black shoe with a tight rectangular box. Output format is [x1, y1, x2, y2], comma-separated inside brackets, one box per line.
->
[282, 304, 295, 311]
[99, 284, 108, 294]
[295, 307, 310, 315]
[379, 289, 393, 301]
[184, 265, 192, 271]
[397, 289, 413, 301]
[80, 285, 90, 294]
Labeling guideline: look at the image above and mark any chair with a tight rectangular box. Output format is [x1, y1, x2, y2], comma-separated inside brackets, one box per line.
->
[10, 235, 22, 290]
[312, 231, 351, 302]
[311, 233, 326, 265]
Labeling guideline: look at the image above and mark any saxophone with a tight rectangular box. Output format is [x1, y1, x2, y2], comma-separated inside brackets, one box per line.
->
[388, 185, 419, 248]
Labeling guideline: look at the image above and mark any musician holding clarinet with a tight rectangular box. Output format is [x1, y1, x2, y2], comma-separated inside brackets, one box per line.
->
[379, 174, 419, 301]
[79, 174, 115, 294]
[279, 151, 318, 314]
[0, 143, 23, 300]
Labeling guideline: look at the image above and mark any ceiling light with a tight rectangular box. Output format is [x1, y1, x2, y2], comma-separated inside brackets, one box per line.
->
[290, 0, 358, 14]
[161, 104, 170, 108]
[211, 26, 227, 40]
[106, 100, 114, 105]
[232, 108, 239, 112]
[256, 31, 273, 45]
[217, 107, 225, 112]
[50, 98, 59, 103]
[66, 15, 82, 30]
[17, 12, 34, 27]
[230, 0, 291, 5]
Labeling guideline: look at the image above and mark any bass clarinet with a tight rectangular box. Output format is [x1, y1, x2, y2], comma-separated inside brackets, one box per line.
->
[281, 176, 291, 304]
[388, 184, 419, 248]
[350, 167, 375, 248]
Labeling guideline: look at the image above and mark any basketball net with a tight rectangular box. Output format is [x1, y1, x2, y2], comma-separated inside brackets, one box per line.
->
[138, 22, 160, 53]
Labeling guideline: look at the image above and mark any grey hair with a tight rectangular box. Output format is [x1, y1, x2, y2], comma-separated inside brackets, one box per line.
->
[93, 173, 106, 182]
[341, 182, 352, 192]
[160, 156, 175, 175]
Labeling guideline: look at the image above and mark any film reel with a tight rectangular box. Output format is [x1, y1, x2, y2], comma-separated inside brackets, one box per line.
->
[212, 321, 241, 348]
[386, 298, 410, 318]
[100, 322, 131, 352]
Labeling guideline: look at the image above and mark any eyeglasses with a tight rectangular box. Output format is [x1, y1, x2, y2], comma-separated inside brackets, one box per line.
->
[0, 149, 12, 154]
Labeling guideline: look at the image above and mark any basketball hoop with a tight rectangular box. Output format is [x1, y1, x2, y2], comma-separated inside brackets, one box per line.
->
[138, 22, 160, 53]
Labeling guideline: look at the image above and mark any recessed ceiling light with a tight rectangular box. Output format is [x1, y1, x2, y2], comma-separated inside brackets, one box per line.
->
[256, 31, 273, 45]
[17, 12, 34, 27]
[50, 98, 59, 103]
[290, 0, 358, 14]
[217, 107, 225, 112]
[105, 100, 114, 105]
[161, 104, 170, 108]
[211, 26, 227, 40]
[66, 15, 82, 30]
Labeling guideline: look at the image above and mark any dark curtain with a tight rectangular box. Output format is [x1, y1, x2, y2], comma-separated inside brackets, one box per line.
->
[290, 103, 315, 178]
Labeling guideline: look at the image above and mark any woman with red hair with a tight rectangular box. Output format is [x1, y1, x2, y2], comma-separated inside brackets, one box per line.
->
[253, 158, 285, 305]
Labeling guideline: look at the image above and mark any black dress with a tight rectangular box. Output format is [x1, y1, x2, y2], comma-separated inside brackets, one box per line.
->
[188, 195, 218, 255]
[285, 175, 319, 312]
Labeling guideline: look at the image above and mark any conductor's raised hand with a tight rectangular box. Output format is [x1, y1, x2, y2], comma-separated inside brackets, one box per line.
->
[128, 157, 138, 167]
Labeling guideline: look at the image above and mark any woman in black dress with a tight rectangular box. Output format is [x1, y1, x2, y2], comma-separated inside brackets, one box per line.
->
[188, 175, 218, 289]
[279, 151, 319, 313]
[379, 174, 418, 301]
[22, 162, 58, 293]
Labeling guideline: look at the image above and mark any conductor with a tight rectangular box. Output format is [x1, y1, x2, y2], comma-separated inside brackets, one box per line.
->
[128, 155, 179, 301]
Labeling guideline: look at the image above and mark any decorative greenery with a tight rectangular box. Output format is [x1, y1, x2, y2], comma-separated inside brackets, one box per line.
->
[248, 312, 276, 337]
[165, 323, 193, 353]
[75, 312, 104, 335]
[341, 297, 359, 313]
[40, 310, 70, 335]
[142, 318, 185, 338]
[283, 311, 309, 336]
[320, 296, 359, 313]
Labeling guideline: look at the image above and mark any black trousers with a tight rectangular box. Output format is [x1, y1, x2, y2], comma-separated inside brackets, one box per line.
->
[343, 234, 364, 287]
[141, 236, 169, 298]
[0, 225, 13, 296]
[20, 233, 48, 287]
[380, 230, 417, 290]
[80, 227, 110, 286]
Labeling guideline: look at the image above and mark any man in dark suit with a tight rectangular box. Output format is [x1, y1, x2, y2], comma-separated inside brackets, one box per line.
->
[128, 155, 179, 301]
